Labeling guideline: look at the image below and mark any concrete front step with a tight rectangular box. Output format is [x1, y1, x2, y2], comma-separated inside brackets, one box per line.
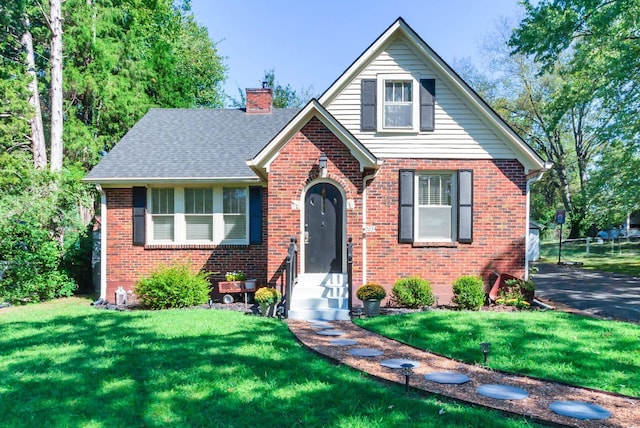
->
[289, 273, 350, 321]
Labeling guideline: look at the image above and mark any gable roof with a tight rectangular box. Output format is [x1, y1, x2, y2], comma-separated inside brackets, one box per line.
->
[84, 108, 298, 185]
[248, 99, 381, 178]
[319, 17, 548, 173]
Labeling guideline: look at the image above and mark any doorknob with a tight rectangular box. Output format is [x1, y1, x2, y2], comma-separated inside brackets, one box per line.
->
[304, 230, 309, 245]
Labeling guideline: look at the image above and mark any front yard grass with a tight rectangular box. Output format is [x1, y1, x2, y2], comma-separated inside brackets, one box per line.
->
[356, 310, 640, 397]
[0, 297, 539, 428]
[540, 239, 640, 277]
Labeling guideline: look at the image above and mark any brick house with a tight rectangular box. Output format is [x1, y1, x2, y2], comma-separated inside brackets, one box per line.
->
[85, 18, 549, 319]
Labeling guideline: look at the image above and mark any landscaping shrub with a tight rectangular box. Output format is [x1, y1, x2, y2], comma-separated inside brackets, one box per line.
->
[391, 276, 435, 308]
[497, 278, 535, 309]
[356, 283, 387, 301]
[452, 275, 485, 310]
[0, 219, 76, 304]
[135, 263, 211, 309]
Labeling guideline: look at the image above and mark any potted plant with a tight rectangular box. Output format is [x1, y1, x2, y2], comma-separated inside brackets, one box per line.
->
[356, 283, 387, 317]
[254, 286, 281, 317]
[225, 270, 246, 281]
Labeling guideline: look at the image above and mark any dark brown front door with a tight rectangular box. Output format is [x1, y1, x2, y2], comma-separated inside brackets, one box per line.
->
[304, 182, 343, 273]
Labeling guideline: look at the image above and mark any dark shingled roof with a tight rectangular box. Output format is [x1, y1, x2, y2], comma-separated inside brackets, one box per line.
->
[85, 108, 299, 182]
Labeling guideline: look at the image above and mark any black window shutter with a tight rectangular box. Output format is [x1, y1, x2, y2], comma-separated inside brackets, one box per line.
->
[249, 186, 263, 245]
[361, 79, 377, 131]
[398, 169, 415, 243]
[457, 170, 473, 243]
[132, 187, 146, 246]
[420, 78, 435, 131]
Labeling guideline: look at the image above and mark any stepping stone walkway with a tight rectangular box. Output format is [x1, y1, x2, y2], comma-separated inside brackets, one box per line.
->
[425, 372, 470, 385]
[476, 384, 529, 400]
[315, 329, 345, 336]
[348, 348, 384, 357]
[288, 320, 640, 426]
[380, 359, 421, 369]
[329, 338, 358, 346]
[549, 401, 612, 420]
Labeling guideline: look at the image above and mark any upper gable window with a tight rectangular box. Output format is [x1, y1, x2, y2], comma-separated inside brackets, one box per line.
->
[361, 77, 435, 133]
[383, 80, 413, 128]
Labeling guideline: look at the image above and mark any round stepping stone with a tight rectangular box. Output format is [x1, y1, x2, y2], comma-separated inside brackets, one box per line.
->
[316, 329, 345, 336]
[424, 372, 470, 384]
[549, 401, 611, 420]
[329, 338, 358, 346]
[476, 384, 529, 400]
[380, 359, 421, 369]
[348, 348, 384, 357]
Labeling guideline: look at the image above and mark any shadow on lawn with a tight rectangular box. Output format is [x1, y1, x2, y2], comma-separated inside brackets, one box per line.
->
[0, 308, 535, 427]
[359, 311, 639, 396]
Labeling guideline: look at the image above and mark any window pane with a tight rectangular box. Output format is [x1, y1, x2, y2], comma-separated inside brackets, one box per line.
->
[223, 188, 246, 214]
[418, 175, 452, 205]
[385, 82, 393, 102]
[186, 216, 213, 240]
[403, 82, 412, 101]
[151, 188, 174, 214]
[418, 207, 451, 240]
[224, 214, 246, 240]
[384, 104, 412, 127]
[185, 188, 213, 214]
[153, 216, 174, 240]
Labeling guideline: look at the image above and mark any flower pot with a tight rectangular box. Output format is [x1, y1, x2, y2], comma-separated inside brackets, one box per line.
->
[259, 302, 275, 317]
[244, 279, 257, 290]
[363, 299, 381, 317]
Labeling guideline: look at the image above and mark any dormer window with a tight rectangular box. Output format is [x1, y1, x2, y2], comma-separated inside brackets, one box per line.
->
[361, 76, 435, 133]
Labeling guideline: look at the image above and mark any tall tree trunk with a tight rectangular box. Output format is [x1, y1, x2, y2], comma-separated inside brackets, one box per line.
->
[21, 22, 47, 170]
[50, 0, 64, 172]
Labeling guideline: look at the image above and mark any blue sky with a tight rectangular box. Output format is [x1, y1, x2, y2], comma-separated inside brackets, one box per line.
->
[190, 1, 523, 104]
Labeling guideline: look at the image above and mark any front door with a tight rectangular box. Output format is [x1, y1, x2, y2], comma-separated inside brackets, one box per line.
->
[304, 182, 343, 273]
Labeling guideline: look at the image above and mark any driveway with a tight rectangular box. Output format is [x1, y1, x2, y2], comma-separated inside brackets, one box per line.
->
[533, 262, 640, 322]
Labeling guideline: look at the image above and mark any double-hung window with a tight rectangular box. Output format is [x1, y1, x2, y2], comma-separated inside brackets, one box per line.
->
[185, 188, 213, 241]
[417, 174, 455, 242]
[151, 188, 175, 241]
[147, 187, 249, 245]
[223, 187, 247, 240]
[384, 80, 413, 128]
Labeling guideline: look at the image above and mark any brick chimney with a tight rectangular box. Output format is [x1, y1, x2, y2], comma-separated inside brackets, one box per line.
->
[246, 83, 273, 114]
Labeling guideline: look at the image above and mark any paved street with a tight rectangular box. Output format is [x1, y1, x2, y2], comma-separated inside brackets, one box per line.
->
[533, 262, 640, 322]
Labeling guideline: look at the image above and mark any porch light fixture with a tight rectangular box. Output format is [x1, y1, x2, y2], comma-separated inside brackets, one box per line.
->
[480, 342, 491, 364]
[400, 363, 414, 392]
[318, 152, 328, 177]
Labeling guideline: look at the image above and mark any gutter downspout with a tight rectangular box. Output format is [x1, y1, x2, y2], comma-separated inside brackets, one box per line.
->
[524, 162, 553, 279]
[96, 184, 107, 300]
[361, 170, 379, 285]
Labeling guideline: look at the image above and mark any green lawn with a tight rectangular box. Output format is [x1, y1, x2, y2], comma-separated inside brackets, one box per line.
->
[356, 310, 640, 397]
[540, 239, 640, 276]
[0, 297, 539, 428]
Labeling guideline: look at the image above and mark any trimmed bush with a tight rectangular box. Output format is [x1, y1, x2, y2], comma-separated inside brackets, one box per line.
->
[391, 276, 435, 308]
[254, 287, 281, 305]
[135, 263, 211, 309]
[356, 283, 387, 301]
[452, 275, 485, 310]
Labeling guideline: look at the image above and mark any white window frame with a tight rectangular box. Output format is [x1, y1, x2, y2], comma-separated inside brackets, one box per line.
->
[377, 74, 419, 133]
[146, 186, 249, 245]
[415, 172, 456, 242]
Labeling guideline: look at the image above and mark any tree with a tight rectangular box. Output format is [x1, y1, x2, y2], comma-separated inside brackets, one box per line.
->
[510, 0, 640, 229]
[49, 0, 63, 172]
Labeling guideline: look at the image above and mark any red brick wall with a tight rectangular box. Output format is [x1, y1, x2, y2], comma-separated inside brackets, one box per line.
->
[246, 88, 272, 114]
[267, 117, 364, 288]
[265, 117, 528, 305]
[363, 159, 527, 304]
[103, 188, 268, 303]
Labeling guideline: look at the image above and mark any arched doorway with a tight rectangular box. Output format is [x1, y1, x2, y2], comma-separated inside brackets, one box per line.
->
[304, 182, 344, 273]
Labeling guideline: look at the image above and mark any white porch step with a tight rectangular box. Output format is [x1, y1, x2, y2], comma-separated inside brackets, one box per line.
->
[288, 273, 350, 321]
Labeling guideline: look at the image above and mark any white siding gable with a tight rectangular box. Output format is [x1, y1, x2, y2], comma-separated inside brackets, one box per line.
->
[325, 37, 517, 160]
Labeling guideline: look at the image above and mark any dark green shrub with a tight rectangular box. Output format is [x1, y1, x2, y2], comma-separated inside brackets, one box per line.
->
[391, 276, 435, 308]
[135, 263, 211, 309]
[0, 219, 76, 304]
[452, 275, 485, 310]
